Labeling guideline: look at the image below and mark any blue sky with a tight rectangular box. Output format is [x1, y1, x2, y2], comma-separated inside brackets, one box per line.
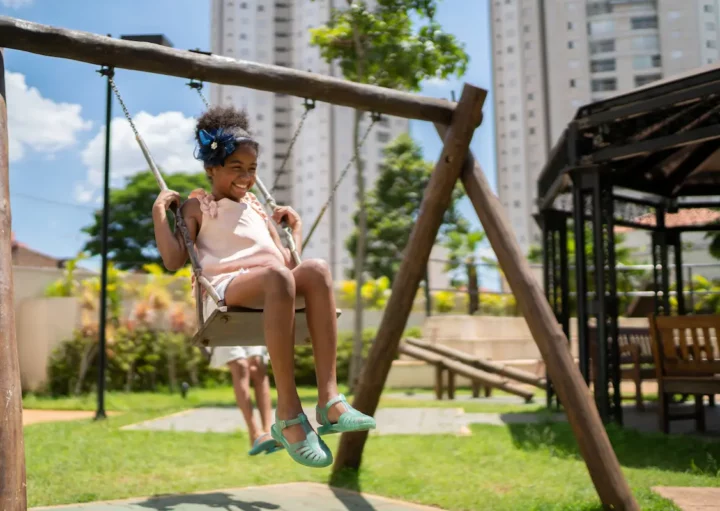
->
[3, 0, 495, 267]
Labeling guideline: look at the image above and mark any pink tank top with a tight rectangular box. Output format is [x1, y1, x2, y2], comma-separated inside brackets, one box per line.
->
[189, 189, 285, 288]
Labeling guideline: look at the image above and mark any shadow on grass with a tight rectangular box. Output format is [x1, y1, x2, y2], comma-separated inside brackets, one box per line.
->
[503, 413, 720, 474]
[133, 492, 279, 511]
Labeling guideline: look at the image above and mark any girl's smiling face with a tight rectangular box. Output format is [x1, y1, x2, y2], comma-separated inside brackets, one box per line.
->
[207, 145, 258, 201]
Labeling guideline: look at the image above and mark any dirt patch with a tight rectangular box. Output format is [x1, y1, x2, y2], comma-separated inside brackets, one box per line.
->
[23, 409, 120, 426]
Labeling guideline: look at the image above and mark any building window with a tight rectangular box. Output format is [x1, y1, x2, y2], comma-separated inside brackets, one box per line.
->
[525, 41, 531, 49]
[513, 200, 521, 208]
[632, 35, 659, 51]
[527, 93, 534, 100]
[529, 127, 536, 135]
[376, 131, 390, 143]
[707, 22, 716, 31]
[708, 40, 717, 48]
[528, 110, 535, 118]
[705, 5, 714, 13]
[591, 59, 616, 72]
[591, 78, 617, 92]
[524, 25, 530, 33]
[633, 54, 662, 69]
[589, 20, 615, 34]
[569, 79, 576, 87]
[256, 114, 264, 120]
[507, 46, 514, 53]
[510, 113, 517, 121]
[668, 11, 681, 21]
[567, 21, 573, 30]
[240, 33, 247, 40]
[258, 4, 264, 10]
[635, 74, 661, 87]
[568, 40, 575, 49]
[590, 39, 615, 54]
[240, 1, 247, 7]
[587, 2, 612, 16]
[671, 50, 684, 59]
[631, 16, 658, 30]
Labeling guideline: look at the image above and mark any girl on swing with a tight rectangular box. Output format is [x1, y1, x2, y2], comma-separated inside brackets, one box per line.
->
[152, 106, 375, 468]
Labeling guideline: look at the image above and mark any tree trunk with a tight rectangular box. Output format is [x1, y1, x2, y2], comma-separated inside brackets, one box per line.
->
[350, 108, 366, 391]
[467, 262, 479, 315]
[75, 340, 98, 395]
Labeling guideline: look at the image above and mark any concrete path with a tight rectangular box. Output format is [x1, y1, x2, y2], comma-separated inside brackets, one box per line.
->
[653, 487, 720, 511]
[122, 406, 565, 436]
[30, 482, 445, 511]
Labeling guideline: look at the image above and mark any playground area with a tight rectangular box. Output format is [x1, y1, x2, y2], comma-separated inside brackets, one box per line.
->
[7, 4, 720, 511]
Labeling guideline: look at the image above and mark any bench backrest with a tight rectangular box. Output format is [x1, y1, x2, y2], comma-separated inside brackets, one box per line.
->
[648, 314, 720, 377]
[588, 326, 653, 359]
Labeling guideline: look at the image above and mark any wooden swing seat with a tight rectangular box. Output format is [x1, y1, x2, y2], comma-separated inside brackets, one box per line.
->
[192, 307, 342, 347]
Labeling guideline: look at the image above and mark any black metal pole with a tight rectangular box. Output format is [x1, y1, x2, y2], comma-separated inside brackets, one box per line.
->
[672, 232, 686, 315]
[572, 183, 590, 386]
[95, 63, 113, 421]
[591, 173, 610, 422]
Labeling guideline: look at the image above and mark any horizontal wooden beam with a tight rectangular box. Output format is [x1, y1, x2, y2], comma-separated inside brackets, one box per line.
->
[0, 16, 459, 124]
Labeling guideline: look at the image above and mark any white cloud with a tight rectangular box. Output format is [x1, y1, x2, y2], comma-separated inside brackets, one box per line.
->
[76, 111, 200, 202]
[1, 0, 33, 8]
[6, 71, 92, 162]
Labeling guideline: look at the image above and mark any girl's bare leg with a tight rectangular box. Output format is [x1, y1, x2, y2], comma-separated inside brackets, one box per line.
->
[229, 359, 261, 445]
[224, 266, 306, 443]
[292, 259, 347, 421]
[248, 356, 273, 433]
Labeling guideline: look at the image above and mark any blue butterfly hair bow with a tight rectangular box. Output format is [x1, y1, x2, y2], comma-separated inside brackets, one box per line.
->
[194, 128, 238, 167]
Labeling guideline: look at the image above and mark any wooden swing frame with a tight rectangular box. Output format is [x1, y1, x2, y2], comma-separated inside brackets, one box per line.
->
[0, 16, 639, 511]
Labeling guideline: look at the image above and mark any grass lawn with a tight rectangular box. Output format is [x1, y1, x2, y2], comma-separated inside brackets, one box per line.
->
[21, 386, 720, 510]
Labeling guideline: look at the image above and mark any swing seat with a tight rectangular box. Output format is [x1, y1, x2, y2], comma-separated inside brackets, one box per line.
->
[192, 307, 342, 347]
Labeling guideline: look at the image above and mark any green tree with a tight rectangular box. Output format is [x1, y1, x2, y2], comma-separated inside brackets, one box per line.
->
[311, 0, 469, 389]
[346, 133, 469, 282]
[82, 171, 208, 271]
[527, 225, 647, 315]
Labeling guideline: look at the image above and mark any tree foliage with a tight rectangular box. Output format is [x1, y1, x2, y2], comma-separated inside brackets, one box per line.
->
[82, 171, 208, 271]
[345, 133, 469, 281]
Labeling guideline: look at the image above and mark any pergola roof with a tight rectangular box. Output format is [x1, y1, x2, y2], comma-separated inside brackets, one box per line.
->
[538, 61, 720, 210]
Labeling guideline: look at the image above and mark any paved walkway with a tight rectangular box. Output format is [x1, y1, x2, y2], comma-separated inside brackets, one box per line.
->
[653, 487, 720, 511]
[122, 405, 565, 436]
[30, 483, 445, 511]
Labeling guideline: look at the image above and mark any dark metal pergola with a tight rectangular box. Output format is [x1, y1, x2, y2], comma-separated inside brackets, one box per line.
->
[537, 62, 720, 425]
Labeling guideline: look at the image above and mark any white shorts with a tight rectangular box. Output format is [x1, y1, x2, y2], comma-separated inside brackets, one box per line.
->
[204, 269, 270, 369]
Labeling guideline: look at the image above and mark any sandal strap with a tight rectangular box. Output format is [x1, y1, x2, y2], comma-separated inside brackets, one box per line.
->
[316, 394, 348, 424]
[276, 412, 308, 430]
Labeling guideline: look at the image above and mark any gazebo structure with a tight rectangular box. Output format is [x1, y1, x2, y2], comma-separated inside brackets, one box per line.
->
[537, 62, 720, 425]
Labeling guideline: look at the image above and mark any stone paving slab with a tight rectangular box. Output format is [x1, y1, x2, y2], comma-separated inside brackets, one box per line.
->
[652, 487, 720, 511]
[122, 407, 471, 436]
[384, 392, 535, 405]
[30, 482, 446, 511]
[122, 406, 562, 437]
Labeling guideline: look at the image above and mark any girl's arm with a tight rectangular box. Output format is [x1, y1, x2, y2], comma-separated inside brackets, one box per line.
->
[152, 191, 200, 271]
[270, 205, 303, 269]
[268, 222, 299, 269]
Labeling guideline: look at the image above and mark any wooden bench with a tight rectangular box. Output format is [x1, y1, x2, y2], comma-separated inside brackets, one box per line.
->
[588, 326, 655, 410]
[648, 314, 720, 433]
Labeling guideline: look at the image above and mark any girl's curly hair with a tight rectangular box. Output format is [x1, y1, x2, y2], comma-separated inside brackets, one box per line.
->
[194, 106, 259, 167]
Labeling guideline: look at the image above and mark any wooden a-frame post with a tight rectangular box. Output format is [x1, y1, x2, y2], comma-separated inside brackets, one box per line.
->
[333, 89, 639, 509]
[0, 48, 28, 511]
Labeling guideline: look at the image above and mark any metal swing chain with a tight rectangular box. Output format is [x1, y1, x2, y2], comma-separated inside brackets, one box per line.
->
[271, 98, 315, 195]
[302, 112, 381, 250]
[188, 79, 211, 110]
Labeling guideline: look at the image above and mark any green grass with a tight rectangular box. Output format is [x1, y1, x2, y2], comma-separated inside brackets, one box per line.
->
[21, 386, 720, 510]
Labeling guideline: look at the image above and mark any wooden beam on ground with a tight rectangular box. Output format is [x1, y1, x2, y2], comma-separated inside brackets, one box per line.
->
[0, 48, 27, 511]
[399, 343, 535, 402]
[332, 84, 486, 471]
[0, 16, 455, 124]
[406, 337, 546, 389]
[434, 123, 639, 510]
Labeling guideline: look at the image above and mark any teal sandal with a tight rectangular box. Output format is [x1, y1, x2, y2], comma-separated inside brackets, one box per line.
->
[248, 433, 283, 456]
[270, 412, 332, 468]
[316, 394, 376, 435]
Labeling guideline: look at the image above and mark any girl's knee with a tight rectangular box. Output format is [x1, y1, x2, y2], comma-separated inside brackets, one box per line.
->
[248, 357, 267, 378]
[302, 259, 332, 287]
[230, 358, 250, 379]
[265, 265, 295, 297]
